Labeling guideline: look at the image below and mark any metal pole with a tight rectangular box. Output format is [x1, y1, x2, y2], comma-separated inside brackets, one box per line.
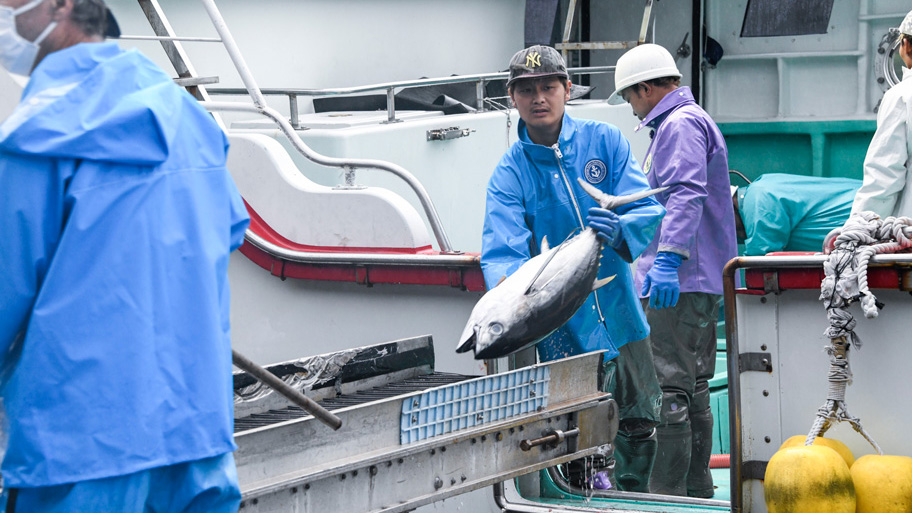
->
[560, 0, 579, 64]
[719, 253, 912, 512]
[723, 255, 824, 512]
[638, 0, 654, 44]
[198, 0, 268, 110]
[289, 93, 299, 129]
[207, 67, 617, 99]
[386, 87, 398, 123]
[722, 257, 745, 513]
[232, 349, 342, 430]
[691, 0, 701, 104]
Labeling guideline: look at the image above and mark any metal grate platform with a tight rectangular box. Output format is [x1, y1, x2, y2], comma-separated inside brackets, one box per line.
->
[234, 372, 471, 432]
[400, 365, 550, 444]
[232, 338, 615, 513]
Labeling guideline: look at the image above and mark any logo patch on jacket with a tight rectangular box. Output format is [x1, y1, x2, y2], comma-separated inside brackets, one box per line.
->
[583, 159, 607, 184]
[643, 153, 652, 175]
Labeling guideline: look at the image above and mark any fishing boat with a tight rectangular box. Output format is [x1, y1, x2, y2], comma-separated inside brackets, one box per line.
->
[4, 0, 911, 511]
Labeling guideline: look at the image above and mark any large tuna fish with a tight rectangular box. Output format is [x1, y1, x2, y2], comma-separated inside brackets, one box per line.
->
[456, 178, 666, 360]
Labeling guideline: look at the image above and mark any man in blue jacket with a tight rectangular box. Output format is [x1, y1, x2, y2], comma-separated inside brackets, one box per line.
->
[0, 1, 249, 511]
[482, 45, 666, 491]
[609, 44, 737, 497]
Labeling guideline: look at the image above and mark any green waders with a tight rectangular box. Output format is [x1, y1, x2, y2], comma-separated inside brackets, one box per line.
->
[643, 292, 721, 498]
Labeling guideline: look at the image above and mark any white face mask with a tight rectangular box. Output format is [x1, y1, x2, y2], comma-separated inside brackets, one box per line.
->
[0, 0, 58, 76]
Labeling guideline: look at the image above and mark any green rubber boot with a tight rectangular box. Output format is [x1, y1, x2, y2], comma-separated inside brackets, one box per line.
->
[687, 407, 715, 498]
[613, 429, 657, 492]
[649, 423, 691, 496]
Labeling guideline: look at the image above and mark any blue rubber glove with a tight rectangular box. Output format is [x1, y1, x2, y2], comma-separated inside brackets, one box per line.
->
[587, 207, 624, 249]
[641, 251, 683, 309]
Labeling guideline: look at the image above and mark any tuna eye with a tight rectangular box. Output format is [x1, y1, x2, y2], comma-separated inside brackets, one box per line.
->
[489, 322, 504, 335]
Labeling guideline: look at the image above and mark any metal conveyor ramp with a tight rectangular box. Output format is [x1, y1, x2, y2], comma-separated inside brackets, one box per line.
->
[231, 335, 618, 512]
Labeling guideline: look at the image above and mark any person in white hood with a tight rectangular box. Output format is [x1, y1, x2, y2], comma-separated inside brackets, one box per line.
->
[852, 10, 912, 218]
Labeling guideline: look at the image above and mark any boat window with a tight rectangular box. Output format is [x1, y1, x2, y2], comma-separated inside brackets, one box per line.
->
[740, 0, 835, 38]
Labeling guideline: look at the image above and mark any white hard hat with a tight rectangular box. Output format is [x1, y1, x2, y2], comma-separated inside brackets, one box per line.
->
[900, 10, 912, 37]
[608, 44, 682, 105]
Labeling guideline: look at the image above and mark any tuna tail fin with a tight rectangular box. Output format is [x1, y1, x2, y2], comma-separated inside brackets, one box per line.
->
[455, 324, 476, 353]
[541, 236, 550, 252]
[592, 275, 616, 291]
[577, 177, 668, 210]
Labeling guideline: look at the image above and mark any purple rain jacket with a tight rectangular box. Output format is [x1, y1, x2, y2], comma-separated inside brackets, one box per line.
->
[632, 87, 737, 296]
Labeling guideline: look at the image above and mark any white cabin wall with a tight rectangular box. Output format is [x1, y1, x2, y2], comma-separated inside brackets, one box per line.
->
[704, 0, 908, 122]
[106, 0, 525, 119]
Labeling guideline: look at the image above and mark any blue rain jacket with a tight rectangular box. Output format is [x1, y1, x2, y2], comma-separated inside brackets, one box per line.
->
[482, 114, 665, 362]
[739, 174, 861, 255]
[0, 42, 250, 487]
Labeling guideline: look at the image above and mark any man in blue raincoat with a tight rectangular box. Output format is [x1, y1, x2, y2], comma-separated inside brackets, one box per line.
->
[0, 1, 249, 511]
[481, 45, 666, 492]
[609, 43, 737, 497]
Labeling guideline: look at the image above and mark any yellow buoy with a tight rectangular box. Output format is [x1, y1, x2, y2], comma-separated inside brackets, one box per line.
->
[764, 445, 855, 513]
[851, 454, 912, 513]
[779, 435, 855, 467]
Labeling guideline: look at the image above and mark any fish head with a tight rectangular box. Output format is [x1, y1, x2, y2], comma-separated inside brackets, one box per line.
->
[455, 295, 528, 358]
[455, 318, 511, 355]
[455, 321, 478, 353]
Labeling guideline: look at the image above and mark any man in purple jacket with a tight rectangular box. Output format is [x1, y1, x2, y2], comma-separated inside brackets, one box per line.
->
[608, 44, 736, 497]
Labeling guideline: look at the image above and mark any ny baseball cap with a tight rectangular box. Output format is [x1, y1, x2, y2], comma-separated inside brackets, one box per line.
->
[507, 45, 569, 88]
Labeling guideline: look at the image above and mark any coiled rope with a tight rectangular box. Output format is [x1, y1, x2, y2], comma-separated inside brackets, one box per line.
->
[808, 212, 912, 452]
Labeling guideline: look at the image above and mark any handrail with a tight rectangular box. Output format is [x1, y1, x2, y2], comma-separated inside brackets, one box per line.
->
[200, 100, 456, 253]
[209, 66, 616, 97]
[244, 230, 478, 267]
[207, 65, 617, 124]
[722, 253, 912, 513]
[192, 0, 456, 253]
[199, 0, 267, 110]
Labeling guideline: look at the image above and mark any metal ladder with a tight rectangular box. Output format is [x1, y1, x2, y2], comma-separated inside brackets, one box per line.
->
[134, 0, 220, 101]
[555, 0, 654, 63]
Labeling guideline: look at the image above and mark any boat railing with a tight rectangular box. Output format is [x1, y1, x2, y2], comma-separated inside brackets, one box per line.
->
[131, 0, 617, 256]
[133, 0, 465, 252]
[197, 99, 457, 255]
[207, 65, 617, 128]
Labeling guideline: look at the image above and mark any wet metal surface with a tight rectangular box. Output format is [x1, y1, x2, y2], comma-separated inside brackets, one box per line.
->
[234, 372, 470, 432]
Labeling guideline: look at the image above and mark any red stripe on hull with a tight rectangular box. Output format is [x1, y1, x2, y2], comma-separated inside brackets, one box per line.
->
[238, 202, 485, 291]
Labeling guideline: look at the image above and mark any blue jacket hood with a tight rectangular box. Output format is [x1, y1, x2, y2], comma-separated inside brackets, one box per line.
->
[0, 43, 247, 488]
[0, 42, 221, 166]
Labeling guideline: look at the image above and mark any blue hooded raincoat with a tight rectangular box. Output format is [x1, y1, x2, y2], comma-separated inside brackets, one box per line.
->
[0, 42, 250, 488]
[482, 114, 665, 362]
